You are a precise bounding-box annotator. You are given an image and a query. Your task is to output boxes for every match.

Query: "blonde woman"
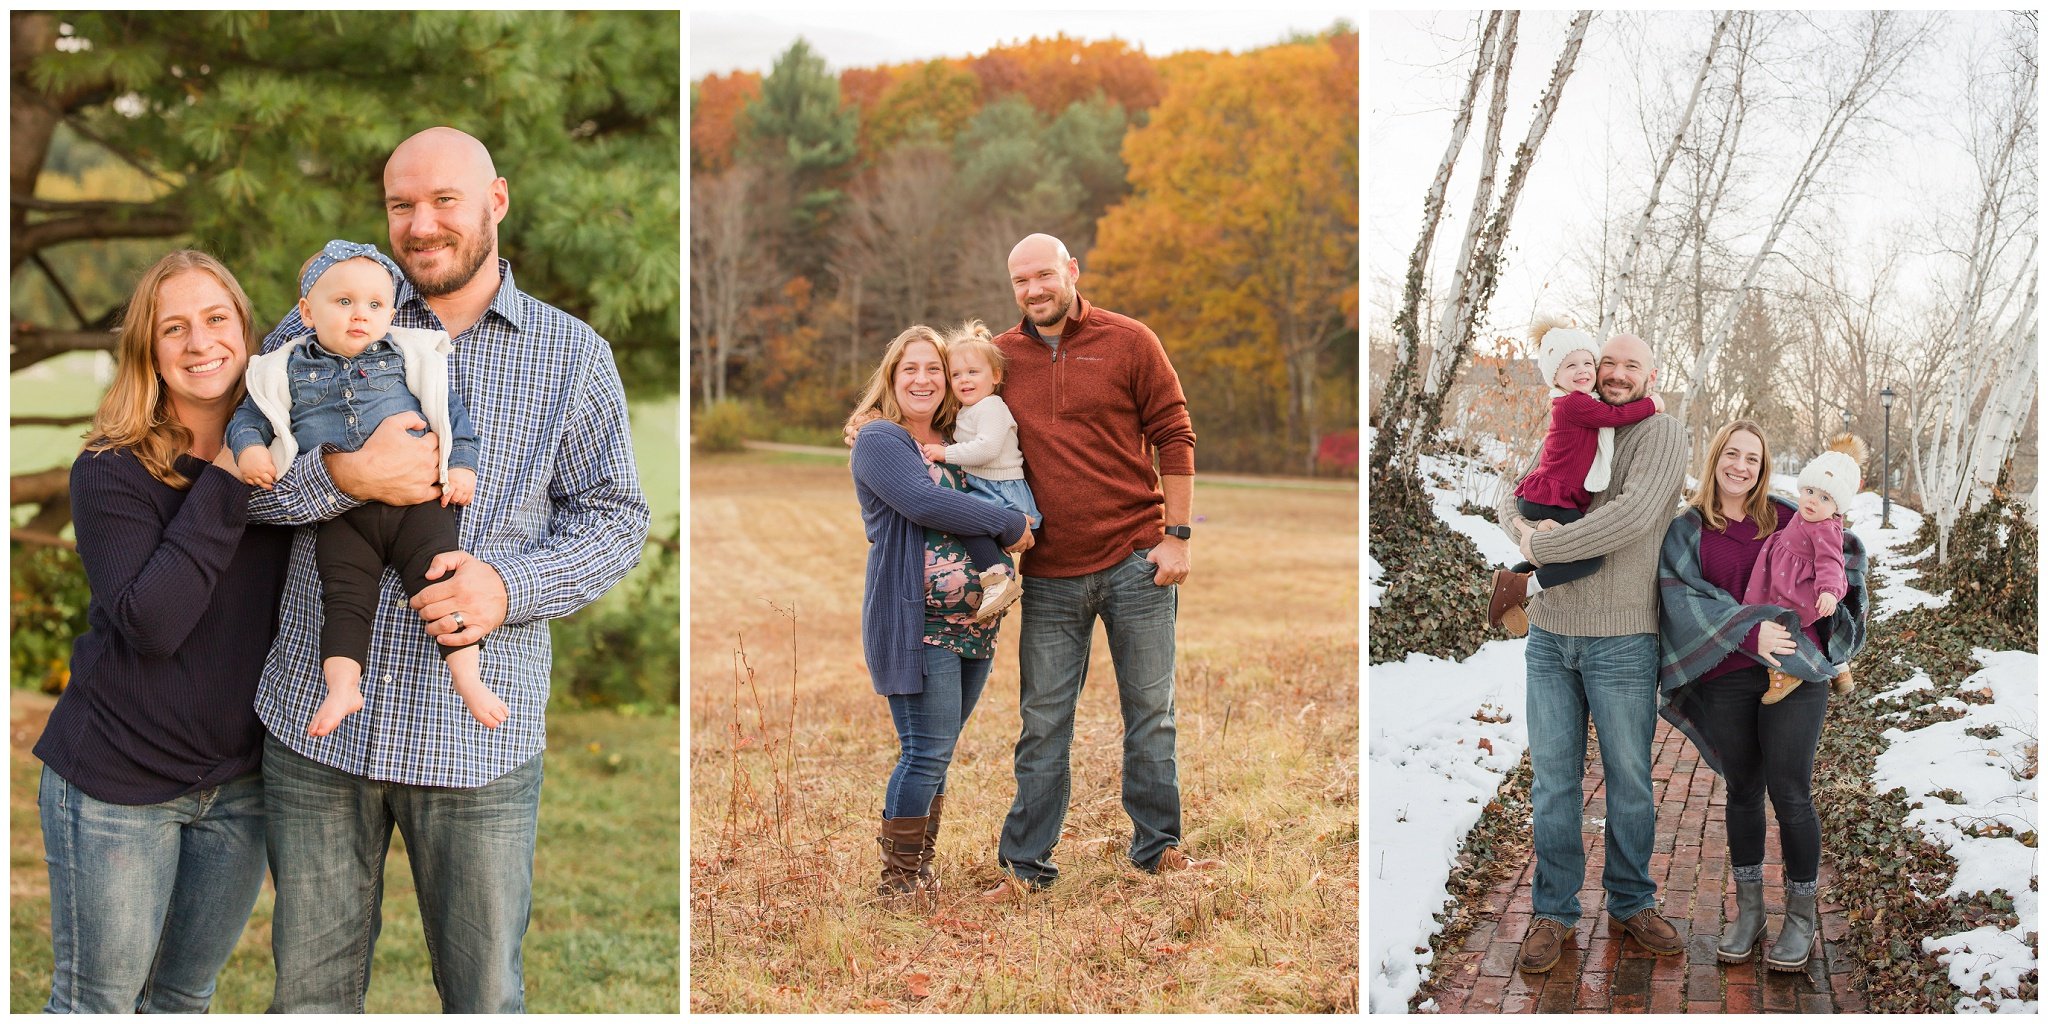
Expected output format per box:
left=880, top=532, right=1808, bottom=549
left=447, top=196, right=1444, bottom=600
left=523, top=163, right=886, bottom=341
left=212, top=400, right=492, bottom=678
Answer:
left=34, top=251, right=291, bottom=1011
left=847, top=325, right=1031, bottom=901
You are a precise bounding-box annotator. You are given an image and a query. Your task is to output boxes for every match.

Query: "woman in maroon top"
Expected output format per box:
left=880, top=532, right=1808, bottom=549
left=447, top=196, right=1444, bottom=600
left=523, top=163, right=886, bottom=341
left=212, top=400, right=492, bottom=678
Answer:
left=1657, top=420, right=1826, bottom=974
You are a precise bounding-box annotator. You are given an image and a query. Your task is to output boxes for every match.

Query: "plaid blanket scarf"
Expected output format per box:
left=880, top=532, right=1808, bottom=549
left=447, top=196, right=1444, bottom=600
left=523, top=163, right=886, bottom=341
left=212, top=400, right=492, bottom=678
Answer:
left=1656, top=498, right=1869, bottom=775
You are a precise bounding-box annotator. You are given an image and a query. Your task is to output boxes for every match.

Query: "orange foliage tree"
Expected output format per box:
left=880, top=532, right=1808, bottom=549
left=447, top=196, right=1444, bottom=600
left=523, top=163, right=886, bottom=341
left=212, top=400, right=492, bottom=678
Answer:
left=1089, top=33, right=1358, bottom=474
left=863, top=60, right=981, bottom=154
left=691, top=71, right=760, bottom=175
left=969, top=35, right=1163, bottom=115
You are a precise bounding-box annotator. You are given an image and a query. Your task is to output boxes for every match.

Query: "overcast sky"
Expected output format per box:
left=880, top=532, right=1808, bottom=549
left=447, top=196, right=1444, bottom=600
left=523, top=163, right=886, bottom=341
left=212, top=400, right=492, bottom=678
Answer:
left=1369, top=10, right=2025, bottom=350
left=691, top=10, right=1355, bottom=77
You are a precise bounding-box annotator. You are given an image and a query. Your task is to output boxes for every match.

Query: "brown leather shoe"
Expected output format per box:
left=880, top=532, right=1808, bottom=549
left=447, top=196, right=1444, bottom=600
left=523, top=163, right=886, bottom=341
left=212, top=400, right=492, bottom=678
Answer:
left=1487, top=569, right=1532, bottom=637
left=1152, top=846, right=1223, bottom=872
left=1610, top=907, right=1684, bottom=955
left=1761, top=669, right=1804, bottom=705
left=980, top=876, right=1037, bottom=902
left=1518, top=917, right=1571, bottom=973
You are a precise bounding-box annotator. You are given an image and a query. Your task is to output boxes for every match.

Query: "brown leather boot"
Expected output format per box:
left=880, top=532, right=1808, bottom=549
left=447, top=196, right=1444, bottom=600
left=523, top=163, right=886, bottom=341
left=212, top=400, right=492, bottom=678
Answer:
left=1830, top=666, right=1855, bottom=696
left=876, top=815, right=930, bottom=901
left=917, top=794, right=944, bottom=891
left=1487, top=569, right=1532, bottom=637
left=1761, top=669, right=1804, bottom=705
left=1518, top=917, right=1571, bottom=973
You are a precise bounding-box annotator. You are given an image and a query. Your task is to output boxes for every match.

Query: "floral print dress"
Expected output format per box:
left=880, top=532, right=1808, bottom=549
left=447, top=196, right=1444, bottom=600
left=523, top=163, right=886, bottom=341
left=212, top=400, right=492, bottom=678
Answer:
left=921, top=461, right=1006, bottom=658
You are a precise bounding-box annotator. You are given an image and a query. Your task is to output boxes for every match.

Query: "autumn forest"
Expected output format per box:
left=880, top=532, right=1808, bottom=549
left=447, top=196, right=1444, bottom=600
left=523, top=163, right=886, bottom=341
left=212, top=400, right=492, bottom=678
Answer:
left=691, top=28, right=1360, bottom=475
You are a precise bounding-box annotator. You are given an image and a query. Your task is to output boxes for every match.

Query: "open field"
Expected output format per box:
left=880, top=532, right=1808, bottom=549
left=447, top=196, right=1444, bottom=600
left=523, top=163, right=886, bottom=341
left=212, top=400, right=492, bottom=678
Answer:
left=689, top=451, right=1359, bottom=1012
left=10, top=692, right=679, bottom=1012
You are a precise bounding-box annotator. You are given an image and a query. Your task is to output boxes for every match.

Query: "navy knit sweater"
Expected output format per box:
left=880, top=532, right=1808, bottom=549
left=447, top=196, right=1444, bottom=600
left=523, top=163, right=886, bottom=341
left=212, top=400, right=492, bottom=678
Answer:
left=34, top=449, right=290, bottom=805
left=851, top=420, right=1028, bottom=695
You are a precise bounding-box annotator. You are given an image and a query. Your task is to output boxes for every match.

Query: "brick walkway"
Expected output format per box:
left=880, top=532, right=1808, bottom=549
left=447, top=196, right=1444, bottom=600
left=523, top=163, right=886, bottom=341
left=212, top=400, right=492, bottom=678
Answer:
left=1423, top=719, right=1863, bottom=1013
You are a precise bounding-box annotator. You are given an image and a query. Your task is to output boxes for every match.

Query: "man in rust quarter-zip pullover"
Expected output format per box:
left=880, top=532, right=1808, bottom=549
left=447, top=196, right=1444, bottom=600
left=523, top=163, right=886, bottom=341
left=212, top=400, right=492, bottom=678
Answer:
left=986, top=233, right=1220, bottom=894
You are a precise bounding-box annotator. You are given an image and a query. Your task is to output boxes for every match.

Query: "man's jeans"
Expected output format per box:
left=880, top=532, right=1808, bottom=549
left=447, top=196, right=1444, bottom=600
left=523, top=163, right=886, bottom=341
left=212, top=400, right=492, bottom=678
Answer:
left=1524, top=627, right=1661, bottom=927
left=883, top=645, right=993, bottom=818
left=39, top=766, right=267, bottom=1013
left=999, top=549, right=1180, bottom=886
left=263, top=734, right=541, bottom=1013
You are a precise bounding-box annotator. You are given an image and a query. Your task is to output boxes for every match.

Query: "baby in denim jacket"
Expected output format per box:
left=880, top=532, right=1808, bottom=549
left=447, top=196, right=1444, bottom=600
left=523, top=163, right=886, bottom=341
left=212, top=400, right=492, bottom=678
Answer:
left=227, top=240, right=506, bottom=736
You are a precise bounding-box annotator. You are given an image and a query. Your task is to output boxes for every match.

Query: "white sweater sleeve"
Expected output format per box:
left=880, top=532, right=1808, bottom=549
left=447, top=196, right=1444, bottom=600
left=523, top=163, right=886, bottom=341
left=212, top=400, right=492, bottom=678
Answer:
left=943, top=398, right=1016, bottom=470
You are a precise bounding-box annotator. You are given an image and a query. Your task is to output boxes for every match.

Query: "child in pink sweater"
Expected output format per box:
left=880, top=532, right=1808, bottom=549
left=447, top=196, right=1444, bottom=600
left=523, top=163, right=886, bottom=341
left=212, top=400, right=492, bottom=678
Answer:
left=1743, top=448, right=1859, bottom=704
left=1488, top=317, right=1662, bottom=634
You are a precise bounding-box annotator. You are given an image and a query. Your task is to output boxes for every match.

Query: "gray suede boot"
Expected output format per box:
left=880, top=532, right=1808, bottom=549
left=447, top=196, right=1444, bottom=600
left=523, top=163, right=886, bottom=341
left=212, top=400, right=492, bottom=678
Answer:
left=1716, top=879, right=1766, bottom=963
left=1764, top=889, right=1819, bottom=971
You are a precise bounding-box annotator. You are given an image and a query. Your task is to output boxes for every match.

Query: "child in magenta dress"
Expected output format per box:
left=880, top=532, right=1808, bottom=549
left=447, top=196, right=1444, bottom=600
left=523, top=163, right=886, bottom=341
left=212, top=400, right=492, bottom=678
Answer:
left=1742, top=447, right=1860, bottom=704
left=1488, top=315, right=1662, bottom=635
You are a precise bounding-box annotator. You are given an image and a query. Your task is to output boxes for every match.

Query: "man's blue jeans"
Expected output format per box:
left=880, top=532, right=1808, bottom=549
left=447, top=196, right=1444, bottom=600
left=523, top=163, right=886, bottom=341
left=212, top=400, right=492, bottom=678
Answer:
left=1524, top=627, right=1661, bottom=927
left=39, top=766, right=267, bottom=1013
left=262, top=734, right=541, bottom=1013
left=884, top=645, right=993, bottom=818
left=999, top=549, right=1180, bottom=886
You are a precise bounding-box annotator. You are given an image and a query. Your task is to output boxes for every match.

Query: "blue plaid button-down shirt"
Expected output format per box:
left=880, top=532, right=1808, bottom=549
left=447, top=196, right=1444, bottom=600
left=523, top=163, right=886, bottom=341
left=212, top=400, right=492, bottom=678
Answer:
left=248, top=259, right=649, bottom=787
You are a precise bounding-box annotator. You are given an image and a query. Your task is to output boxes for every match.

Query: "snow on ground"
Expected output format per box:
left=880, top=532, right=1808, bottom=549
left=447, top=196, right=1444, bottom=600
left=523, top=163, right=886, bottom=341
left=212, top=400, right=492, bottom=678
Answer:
left=1841, top=490, right=1948, bottom=619
left=1367, top=434, right=2029, bottom=1011
left=1368, top=638, right=1530, bottom=1013
left=1871, top=649, right=2039, bottom=1014
left=1368, top=441, right=1533, bottom=1012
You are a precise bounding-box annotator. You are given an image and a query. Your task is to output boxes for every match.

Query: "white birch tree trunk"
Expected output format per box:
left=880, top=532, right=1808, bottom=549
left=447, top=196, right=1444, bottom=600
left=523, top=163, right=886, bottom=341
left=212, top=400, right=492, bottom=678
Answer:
left=1422, top=12, right=1519, bottom=401
left=1961, top=274, right=2037, bottom=503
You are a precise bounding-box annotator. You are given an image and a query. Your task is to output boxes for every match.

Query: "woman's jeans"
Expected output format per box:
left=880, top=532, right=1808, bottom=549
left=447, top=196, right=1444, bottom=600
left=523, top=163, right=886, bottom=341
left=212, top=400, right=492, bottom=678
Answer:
left=1686, top=665, right=1827, bottom=882
left=1524, top=628, right=1660, bottom=927
left=39, top=765, right=267, bottom=1013
left=884, top=645, right=993, bottom=818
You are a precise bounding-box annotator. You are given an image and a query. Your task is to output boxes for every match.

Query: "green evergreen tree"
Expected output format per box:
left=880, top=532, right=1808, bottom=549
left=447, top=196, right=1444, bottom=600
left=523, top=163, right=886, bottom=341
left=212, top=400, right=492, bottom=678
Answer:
left=13, top=11, right=679, bottom=388
left=740, top=38, right=857, bottom=259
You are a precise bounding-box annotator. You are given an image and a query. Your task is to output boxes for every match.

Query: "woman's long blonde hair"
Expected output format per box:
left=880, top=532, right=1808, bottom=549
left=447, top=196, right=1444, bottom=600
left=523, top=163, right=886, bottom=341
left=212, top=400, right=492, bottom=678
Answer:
left=84, top=250, right=256, bottom=490
left=1687, top=419, right=1777, bottom=539
left=845, top=325, right=959, bottom=438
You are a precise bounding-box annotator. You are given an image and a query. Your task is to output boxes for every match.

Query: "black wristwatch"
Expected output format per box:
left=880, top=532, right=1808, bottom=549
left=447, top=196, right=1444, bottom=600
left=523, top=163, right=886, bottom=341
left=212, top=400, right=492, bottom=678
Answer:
left=1163, top=525, right=1192, bottom=540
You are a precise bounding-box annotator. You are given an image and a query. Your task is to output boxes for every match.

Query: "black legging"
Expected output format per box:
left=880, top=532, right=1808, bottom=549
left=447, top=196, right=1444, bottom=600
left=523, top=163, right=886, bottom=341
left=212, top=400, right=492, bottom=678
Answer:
left=1688, top=664, right=1827, bottom=882
left=1511, top=498, right=1602, bottom=590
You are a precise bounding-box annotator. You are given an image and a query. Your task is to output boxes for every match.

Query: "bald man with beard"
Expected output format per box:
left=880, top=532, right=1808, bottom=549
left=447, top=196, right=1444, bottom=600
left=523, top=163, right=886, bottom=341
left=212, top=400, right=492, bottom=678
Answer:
left=1491, top=332, right=1688, bottom=974
left=245, top=127, right=649, bottom=1011
left=983, top=234, right=1222, bottom=896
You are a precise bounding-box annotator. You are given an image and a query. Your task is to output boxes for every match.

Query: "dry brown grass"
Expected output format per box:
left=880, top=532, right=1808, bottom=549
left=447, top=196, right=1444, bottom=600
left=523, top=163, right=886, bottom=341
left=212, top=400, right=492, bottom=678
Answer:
left=688, top=451, right=1358, bottom=1012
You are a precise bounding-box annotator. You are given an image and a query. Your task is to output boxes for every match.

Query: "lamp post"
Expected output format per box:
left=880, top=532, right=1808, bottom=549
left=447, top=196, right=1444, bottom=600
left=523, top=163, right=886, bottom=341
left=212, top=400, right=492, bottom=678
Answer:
left=1879, top=385, right=1896, bottom=527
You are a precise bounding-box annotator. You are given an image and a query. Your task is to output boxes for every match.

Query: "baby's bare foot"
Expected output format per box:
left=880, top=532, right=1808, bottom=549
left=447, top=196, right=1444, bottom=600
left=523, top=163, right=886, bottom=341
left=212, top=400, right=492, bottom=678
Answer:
left=307, top=687, right=365, bottom=737
left=455, top=679, right=510, bottom=729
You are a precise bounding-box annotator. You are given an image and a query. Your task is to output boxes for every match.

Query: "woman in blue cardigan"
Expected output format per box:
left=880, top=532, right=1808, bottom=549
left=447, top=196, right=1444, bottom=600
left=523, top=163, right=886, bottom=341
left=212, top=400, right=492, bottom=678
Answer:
left=847, top=325, right=1031, bottom=902
left=34, top=251, right=291, bottom=1010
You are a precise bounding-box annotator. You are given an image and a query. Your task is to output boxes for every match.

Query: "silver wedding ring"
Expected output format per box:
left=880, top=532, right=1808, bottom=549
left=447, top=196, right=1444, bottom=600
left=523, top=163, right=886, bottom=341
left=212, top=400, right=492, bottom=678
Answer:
left=450, top=611, right=466, bottom=630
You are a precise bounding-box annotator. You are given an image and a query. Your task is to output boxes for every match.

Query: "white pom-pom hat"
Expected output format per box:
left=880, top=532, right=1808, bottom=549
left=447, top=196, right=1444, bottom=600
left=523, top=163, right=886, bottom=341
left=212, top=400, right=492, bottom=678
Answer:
left=1797, top=451, right=1861, bottom=515
left=1533, top=315, right=1598, bottom=393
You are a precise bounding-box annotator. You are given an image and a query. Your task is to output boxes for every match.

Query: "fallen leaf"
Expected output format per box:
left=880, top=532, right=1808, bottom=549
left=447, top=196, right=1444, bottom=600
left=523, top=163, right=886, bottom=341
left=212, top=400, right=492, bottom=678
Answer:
left=905, top=973, right=931, bottom=1000
left=1477, top=738, right=1494, bottom=755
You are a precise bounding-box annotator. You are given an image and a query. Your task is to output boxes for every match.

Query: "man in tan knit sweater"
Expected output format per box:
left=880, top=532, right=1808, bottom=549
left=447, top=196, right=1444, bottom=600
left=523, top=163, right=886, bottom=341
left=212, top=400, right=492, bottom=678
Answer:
left=1491, top=332, right=1689, bottom=973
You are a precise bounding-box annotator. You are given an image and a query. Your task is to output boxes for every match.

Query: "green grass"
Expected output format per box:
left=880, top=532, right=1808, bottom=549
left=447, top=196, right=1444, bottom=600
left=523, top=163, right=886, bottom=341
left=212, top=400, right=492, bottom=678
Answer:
left=9, top=695, right=678, bottom=1012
